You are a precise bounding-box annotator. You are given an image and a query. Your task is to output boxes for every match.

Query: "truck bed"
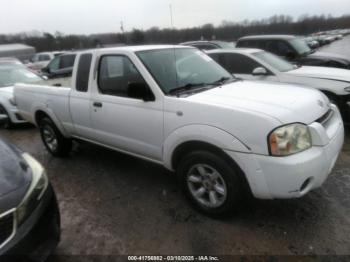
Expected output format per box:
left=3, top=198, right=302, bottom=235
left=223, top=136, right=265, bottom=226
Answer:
left=14, top=78, right=72, bottom=128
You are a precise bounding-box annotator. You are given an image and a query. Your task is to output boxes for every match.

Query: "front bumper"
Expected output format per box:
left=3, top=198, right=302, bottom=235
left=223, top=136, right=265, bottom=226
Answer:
left=227, top=105, right=344, bottom=199
left=1, top=184, right=60, bottom=261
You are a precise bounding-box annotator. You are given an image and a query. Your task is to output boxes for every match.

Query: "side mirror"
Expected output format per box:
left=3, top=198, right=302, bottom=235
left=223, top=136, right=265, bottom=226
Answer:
left=252, top=67, right=267, bottom=76
left=127, top=82, right=155, bottom=102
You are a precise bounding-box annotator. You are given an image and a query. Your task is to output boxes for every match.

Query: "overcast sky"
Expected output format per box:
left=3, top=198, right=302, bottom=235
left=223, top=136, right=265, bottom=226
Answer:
left=1, top=0, right=349, bottom=35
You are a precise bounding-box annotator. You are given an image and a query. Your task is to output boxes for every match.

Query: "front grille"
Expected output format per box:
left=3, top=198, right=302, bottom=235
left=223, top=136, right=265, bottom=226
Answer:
left=0, top=211, right=15, bottom=248
left=316, top=109, right=334, bottom=126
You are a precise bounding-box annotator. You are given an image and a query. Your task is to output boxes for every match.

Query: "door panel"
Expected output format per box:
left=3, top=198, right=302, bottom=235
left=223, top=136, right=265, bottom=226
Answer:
left=90, top=54, right=163, bottom=160
left=70, top=53, right=95, bottom=139
left=70, top=93, right=94, bottom=139
left=91, top=96, right=163, bottom=160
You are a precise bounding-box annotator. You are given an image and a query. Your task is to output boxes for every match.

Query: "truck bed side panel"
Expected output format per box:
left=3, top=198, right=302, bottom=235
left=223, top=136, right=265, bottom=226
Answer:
left=14, top=84, right=74, bottom=135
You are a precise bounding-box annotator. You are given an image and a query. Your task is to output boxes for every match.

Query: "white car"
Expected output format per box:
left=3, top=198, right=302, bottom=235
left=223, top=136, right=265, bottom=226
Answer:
left=207, top=49, right=350, bottom=121
left=27, top=52, right=63, bottom=72
left=0, top=63, right=44, bottom=128
left=14, top=45, right=344, bottom=215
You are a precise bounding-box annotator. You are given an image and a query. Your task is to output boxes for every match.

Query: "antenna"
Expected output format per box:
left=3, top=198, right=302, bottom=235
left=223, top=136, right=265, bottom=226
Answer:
left=120, top=21, right=124, bottom=33
left=169, top=4, right=174, bottom=28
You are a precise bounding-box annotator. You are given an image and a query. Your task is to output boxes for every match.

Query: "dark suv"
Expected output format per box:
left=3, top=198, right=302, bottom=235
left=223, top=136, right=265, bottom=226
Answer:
left=236, top=35, right=350, bottom=69
left=41, top=53, right=76, bottom=79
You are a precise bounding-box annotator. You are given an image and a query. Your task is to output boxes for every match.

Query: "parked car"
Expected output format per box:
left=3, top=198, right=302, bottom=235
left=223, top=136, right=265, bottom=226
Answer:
left=27, top=51, right=64, bottom=72
left=236, top=35, right=350, bottom=69
left=207, top=49, right=350, bottom=121
left=41, top=53, right=76, bottom=79
left=0, top=134, right=60, bottom=260
left=15, top=45, right=344, bottom=215
left=0, top=63, right=45, bottom=128
left=304, top=37, right=320, bottom=49
left=313, top=35, right=331, bottom=46
left=180, top=40, right=235, bottom=50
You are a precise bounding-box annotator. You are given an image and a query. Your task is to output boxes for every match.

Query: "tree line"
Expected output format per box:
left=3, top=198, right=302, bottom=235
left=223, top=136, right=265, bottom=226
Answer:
left=1, top=14, right=350, bottom=52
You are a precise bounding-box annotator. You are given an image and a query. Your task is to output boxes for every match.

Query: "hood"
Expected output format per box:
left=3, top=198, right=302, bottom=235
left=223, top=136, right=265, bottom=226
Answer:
left=187, top=80, right=330, bottom=124
left=309, top=51, right=350, bottom=64
left=0, top=138, right=31, bottom=213
left=287, top=66, right=350, bottom=83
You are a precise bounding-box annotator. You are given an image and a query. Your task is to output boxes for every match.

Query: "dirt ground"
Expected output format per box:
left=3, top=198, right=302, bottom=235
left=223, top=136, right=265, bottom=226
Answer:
left=1, top=37, right=350, bottom=259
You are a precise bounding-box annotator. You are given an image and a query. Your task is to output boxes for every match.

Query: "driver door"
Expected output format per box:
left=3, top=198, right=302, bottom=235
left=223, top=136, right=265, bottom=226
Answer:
left=89, top=54, right=164, bottom=161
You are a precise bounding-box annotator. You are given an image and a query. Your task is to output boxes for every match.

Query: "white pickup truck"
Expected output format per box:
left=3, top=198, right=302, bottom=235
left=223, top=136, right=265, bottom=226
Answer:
left=14, top=45, right=344, bottom=215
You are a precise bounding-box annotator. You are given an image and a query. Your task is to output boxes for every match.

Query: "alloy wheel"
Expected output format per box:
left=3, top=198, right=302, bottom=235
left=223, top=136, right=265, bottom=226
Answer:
left=187, top=164, right=227, bottom=208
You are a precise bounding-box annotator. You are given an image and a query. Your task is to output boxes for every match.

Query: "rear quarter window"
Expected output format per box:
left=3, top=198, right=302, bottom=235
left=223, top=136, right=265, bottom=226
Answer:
left=76, top=53, right=92, bottom=92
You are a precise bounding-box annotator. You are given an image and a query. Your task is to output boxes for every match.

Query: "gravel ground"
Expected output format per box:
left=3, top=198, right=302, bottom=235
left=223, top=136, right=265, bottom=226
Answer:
left=1, top=36, right=350, bottom=259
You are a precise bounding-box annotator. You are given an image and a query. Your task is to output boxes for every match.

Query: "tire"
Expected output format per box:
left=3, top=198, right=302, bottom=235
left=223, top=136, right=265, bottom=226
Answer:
left=39, top=117, right=72, bottom=157
left=177, top=150, right=243, bottom=216
left=0, top=105, right=12, bottom=129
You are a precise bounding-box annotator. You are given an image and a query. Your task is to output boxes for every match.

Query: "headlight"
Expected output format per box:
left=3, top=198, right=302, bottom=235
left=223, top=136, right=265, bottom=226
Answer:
left=16, top=153, right=48, bottom=225
left=268, top=123, right=312, bottom=156
left=9, top=98, right=16, bottom=106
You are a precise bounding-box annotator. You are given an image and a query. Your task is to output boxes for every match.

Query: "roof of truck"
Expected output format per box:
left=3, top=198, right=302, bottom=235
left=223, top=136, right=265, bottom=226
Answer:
left=97, top=45, right=191, bottom=53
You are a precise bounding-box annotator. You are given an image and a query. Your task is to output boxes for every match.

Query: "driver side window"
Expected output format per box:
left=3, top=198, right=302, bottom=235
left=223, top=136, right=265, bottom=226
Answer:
left=98, top=55, right=148, bottom=98
left=48, top=57, right=60, bottom=71
left=266, top=40, right=293, bottom=57
left=219, top=53, right=261, bottom=74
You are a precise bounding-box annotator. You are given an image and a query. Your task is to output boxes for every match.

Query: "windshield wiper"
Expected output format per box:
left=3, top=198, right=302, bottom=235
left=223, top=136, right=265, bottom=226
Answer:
left=168, top=82, right=207, bottom=95
left=168, top=77, right=239, bottom=96
left=209, top=76, right=238, bottom=86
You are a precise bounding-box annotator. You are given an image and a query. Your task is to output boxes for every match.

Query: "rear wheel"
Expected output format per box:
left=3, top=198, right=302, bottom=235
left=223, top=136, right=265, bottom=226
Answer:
left=0, top=105, right=12, bottom=129
left=39, top=117, right=72, bottom=157
left=177, top=150, right=243, bottom=216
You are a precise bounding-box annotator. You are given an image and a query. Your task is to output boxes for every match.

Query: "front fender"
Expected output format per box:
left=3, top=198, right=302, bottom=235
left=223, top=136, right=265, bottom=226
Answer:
left=163, top=124, right=250, bottom=170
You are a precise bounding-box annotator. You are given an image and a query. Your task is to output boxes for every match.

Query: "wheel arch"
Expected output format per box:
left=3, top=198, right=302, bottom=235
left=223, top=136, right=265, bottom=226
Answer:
left=171, top=140, right=252, bottom=196
left=34, top=108, right=70, bottom=137
left=163, top=124, right=250, bottom=171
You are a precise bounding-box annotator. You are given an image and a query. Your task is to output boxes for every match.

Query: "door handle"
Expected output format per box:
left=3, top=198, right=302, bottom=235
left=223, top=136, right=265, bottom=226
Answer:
left=93, top=102, right=103, bottom=108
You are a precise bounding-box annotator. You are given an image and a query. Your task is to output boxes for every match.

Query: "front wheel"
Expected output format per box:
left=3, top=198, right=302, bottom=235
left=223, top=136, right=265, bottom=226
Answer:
left=177, top=150, right=243, bottom=216
left=39, top=117, right=72, bottom=157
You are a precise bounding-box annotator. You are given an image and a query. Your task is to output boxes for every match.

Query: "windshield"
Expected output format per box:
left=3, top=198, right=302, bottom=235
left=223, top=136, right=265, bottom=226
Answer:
left=0, top=66, right=42, bottom=88
left=254, top=51, right=296, bottom=72
left=288, top=38, right=311, bottom=55
left=137, top=48, right=233, bottom=94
